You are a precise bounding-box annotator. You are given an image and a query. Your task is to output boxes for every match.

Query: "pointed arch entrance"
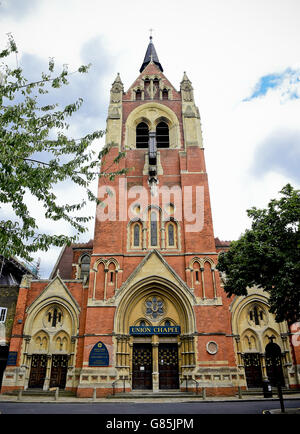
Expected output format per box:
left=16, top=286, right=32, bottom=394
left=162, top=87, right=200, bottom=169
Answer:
left=115, top=276, right=196, bottom=391
left=265, top=343, right=285, bottom=387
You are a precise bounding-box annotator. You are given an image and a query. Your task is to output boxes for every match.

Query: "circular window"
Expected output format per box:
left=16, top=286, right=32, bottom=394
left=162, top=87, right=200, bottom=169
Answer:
left=164, top=203, right=175, bottom=216
left=206, top=341, right=218, bottom=355
left=144, top=296, right=165, bottom=321
left=132, top=204, right=141, bottom=215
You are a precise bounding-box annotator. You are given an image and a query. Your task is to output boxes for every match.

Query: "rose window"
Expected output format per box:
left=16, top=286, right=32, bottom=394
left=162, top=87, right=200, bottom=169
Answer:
left=145, top=296, right=164, bottom=320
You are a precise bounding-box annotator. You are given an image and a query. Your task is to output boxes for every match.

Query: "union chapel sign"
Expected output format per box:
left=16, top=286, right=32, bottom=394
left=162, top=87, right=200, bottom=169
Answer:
left=129, top=325, right=181, bottom=335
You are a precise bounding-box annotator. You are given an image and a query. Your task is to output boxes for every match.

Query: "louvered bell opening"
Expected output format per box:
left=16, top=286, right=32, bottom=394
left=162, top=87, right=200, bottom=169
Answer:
left=156, top=121, right=169, bottom=148
left=136, top=122, right=149, bottom=148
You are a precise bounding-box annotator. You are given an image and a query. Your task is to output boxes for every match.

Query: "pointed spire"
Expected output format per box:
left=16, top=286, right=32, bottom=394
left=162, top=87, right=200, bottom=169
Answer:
left=140, top=36, right=163, bottom=73
left=181, top=71, right=190, bottom=83
left=113, top=72, right=123, bottom=85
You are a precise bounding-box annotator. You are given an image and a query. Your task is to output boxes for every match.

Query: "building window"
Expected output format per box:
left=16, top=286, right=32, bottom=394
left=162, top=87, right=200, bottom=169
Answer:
left=150, top=211, right=158, bottom=246
left=0, top=307, right=7, bottom=323
left=144, top=78, right=151, bottom=100
left=136, top=122, right=149, bottom=148
left=136, top=89, right=142, bottom=100
left=80, top=254, right=91, bottom=280
left=166, top=221, right=177, bottom=248
left=249, top=305, right=266, bottom=326
left=156, top=121, right=169, bottom=148
left=153, top=78, right=159, bottom=99
left=162, top=88, right=168, bottom=100
left=47, top=306, right=63, bottom=328
left=145, top=296, right=164, bottom=320
left=133, top=223, right=141, bottom=247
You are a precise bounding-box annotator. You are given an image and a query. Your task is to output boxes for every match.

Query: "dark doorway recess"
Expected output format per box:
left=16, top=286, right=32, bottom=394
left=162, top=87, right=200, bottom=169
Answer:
left=50, top=355, right=68, bottom=389
left=132, top=343, right=152, bottom=390
left=159, top=343, right=179, bottom=389
left=243, top=353, right=263, bottom=389
left=28, top=354, right=47, bottom=389
left=265, top=343, right=285, bottom=387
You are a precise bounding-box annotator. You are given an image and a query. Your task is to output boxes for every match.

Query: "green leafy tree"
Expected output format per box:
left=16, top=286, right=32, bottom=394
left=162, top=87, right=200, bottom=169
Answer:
left=0, top=35, right=126, bottom=262
left=217, top=184, right=300, bottom=324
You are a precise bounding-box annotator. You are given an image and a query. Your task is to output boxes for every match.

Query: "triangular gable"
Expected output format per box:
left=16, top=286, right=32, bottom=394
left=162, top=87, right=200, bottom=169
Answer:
left=26, top=274, right=81, bottom=314
left=117, top=249, right=194, bottom=300
left=124, top=62, right=180, bottom=98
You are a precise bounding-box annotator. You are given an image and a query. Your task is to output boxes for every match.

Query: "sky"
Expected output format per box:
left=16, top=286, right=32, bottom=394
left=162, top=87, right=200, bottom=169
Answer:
left=1, top=0, right=300, bottom=278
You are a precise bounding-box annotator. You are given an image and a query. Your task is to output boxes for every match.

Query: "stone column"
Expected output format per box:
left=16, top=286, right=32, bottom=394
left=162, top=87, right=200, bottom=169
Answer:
left=189, top=269, right=194, bottom=290
left=24, top=354, right=31, bottom=390
left=161, top=222, right=166, bottom=250
left=200, top=267, right=205, bottom=298
left=261, top=354, right=268, bottom=380
left=211, top=267, right=217, bottom=298
left=142, top=224, right=147, bottom=250
left=104, top=269, right=108, bottom=300
left=152, top=335, right=159, bottom=391
left=92, top=269, right=97, bottom=300
left=129, top=338, right=133, bottom=386
left=43, top=354, right=52, bottom=391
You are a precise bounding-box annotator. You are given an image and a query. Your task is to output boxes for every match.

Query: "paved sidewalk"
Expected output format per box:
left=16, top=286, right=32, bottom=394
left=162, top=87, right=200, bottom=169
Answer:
left=0, top=392, right=299, bottom=404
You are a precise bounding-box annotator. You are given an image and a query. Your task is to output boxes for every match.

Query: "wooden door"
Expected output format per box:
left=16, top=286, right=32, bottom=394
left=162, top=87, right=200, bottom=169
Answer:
left=28, top=354, right=47, bottom=389
left=243, top=353, right=263, bottom=388
left=50, top=355, right=68, bottom=389
left=132, top=344, right=152, bottom=390
left=159, top=343, right=179, bottom=389
left=265, top=343, right=285, bottom=387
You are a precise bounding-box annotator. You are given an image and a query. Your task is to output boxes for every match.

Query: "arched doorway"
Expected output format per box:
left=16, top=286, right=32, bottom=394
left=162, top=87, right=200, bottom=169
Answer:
left=265, top=343, right=285, bottom=387
left=115, top=277, right=196, bottom=392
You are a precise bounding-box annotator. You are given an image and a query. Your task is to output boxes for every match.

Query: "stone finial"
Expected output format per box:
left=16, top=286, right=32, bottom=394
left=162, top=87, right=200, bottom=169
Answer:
left=113, top=73, right=123, bottom=85
left=180, top=71, right=194, bottom=102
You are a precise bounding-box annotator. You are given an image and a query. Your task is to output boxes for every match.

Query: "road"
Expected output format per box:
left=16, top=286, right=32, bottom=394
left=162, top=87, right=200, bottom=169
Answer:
left=0, top=399, right=299, bottom=414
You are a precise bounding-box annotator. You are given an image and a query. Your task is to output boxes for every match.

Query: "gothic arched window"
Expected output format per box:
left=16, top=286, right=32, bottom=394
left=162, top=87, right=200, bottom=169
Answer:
left=156, top=121, right=169, bottom=148
left=80, top=254, right=91, bottom=280
left=248, top=304, right=266, bottom=326
left=47, top=306, right=63, bottom=328
left=136, top=89, right=141, bottom=100
left=150, top=211, right=158, bottom=247
left=162, top=88, right=168, bottom=100
left=144, top=78, right=151, bottom=100
left=153, top=78, right=159, bottom=99
left=132, top=222, right=142, bottom=248
left=166, top=221, right=177, bottom=248
left=136, top=122, right=149, bottom=148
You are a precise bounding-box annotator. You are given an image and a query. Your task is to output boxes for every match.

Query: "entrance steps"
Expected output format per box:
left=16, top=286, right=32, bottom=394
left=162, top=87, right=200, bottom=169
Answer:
left=107, top=390, right=203, bottom=399
left=3, top=388, right=76, bottom=398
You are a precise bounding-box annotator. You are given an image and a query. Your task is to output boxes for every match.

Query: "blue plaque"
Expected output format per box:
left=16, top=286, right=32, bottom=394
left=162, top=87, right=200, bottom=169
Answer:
left=89, top=341, right=109, bottom=366
left=7, top=351, right=18, bottom=366
left=129, top=325, right=181, bottom=335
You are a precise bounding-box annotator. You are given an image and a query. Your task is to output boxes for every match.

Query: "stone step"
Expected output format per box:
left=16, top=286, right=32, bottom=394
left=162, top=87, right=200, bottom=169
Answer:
left=4, top=388, right=76, bottom=397
left=107, top=390, right=203, bottom=399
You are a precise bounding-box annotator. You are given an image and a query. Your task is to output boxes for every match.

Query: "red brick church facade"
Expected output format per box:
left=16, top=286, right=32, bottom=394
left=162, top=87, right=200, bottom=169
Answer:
left=1, top=38, right=299, bottom=397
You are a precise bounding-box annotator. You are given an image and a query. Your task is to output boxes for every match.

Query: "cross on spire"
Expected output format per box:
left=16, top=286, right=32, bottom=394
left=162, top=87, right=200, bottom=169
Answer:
left=140, top=31, right=163, bottom=73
